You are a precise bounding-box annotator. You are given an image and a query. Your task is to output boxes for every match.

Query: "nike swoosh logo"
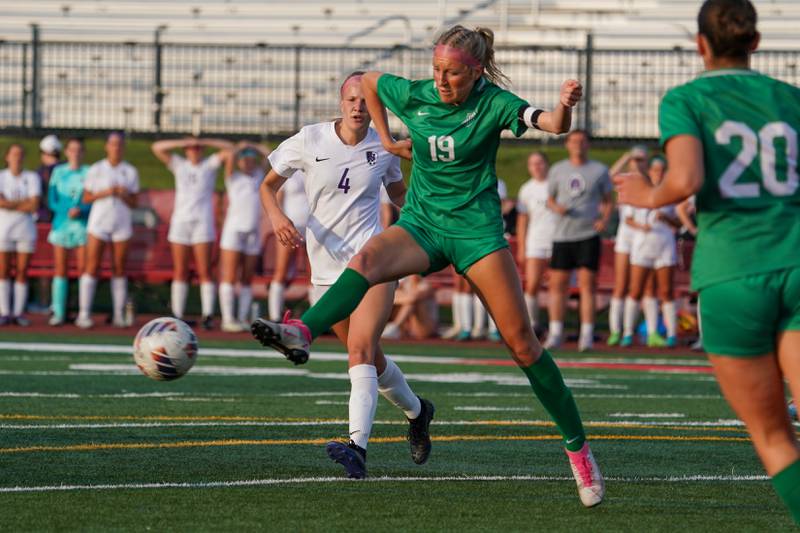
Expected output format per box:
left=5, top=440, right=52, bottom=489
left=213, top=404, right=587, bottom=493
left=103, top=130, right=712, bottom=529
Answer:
left=315, top=157, right=330, bottom=162
left=417, top=111, right=429, bottom=116
left=566, top=436, right=581, bottom=444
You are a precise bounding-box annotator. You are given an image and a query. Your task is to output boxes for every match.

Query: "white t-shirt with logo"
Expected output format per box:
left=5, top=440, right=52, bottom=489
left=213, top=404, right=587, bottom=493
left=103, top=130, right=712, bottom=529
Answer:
left=0, top=169, right=41, bottom=241
left=517, top=178, right=556, bottom=251
left=280, top=170, right=310, bottom=230
left=224, top=168, right=263, bottom=232
left=84, top=159, right=140, bottom=236
left=169, top=154, right=220, bottom=223
left=268, top=122, right=403, bottom=285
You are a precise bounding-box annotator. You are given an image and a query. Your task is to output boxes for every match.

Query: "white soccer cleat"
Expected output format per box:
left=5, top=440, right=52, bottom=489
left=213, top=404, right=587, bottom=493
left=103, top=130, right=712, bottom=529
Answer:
left=565, top=442, right=605, bottom=507
left=221, top=321, right=246, bottom=333
left=578, top=334, right=593, bottom=352
left=74, top=315, right=93, bottom=329
left=250, top=311, right=311, bottom=365
left=543, top=333, right=562, bottom=350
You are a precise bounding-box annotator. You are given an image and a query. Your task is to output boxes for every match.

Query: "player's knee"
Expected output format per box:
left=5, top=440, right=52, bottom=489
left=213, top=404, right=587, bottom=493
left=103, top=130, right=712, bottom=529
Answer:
left=347, top=250, right=376, bottom=279
left=505, top=327, right=538, bottom=365
left=347, top=343, right=375, bottom=366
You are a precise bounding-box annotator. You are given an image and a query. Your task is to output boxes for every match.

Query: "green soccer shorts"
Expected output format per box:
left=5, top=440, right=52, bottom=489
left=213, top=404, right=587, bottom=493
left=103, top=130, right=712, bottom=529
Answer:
left=699, top=267, right=800, bottom=356
left=395, top=215, right=509, bottom=276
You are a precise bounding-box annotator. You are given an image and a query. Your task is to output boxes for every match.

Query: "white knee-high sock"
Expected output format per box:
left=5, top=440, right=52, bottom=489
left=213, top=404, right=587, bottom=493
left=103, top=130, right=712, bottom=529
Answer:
left=268, top=282, right=285, bottom=321
left=472, top=294, right=486, bottom=334
left=111, top=277, right=127, bottom=321
left=0, top=280, right=10, bottom=317
left=643, top=297, right=659, bottom=335
left=218, top=282, right=235, bottom=324
left=549, top=320, right=564, bottom=339
left=450, top=292, right=462, bottom=330
left=170, top=280, right=188, bottom=318
left=579, top=322, right=594, bottom=341
left=662, top=300, right=677, bottom=337
left=524, top=293, right=538, bottom=327
left=200, top=282, right=215, bottom=317
left=489, top=316, right=498, bottom=334
left=623, top=297, right=639, bottom=337
left=609, top=297, right=623, bottom=334
left=13, top=281, right=28, bottom=317
left=348, top=364, right=378, bottom=450
left=458, top=293, right=473, bottom=332
left=377, top=357, right=421, bottom=419
left=78, top=274, right=96, bottom=319
left=237, top=285, right=253, bottom=323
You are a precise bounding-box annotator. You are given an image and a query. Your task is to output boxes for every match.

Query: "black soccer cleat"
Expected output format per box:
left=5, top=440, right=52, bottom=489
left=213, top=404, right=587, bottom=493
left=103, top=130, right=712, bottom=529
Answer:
left=407, top=396, right=435, bottom=465
left=250, top=317, right=310, bottom=365
left=201, top=315, right=214, bottom=331
left=326, top=440, right=367, bottom=479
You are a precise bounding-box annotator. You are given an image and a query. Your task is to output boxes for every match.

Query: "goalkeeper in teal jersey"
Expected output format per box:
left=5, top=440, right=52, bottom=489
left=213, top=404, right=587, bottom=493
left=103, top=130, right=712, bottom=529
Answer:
left=615, top=0, right=800, bottom=524
left=47, top=138, right=90, bottom=325
left=252, top=24, right=605, bottom=507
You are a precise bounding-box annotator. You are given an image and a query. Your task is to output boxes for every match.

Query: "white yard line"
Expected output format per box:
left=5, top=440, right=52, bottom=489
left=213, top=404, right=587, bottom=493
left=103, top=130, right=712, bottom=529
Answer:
left=453, top=406, right=533, bottom=412
left=0, top=474, right=769, bottom=494
left=609, top=413, right=687, bottom=418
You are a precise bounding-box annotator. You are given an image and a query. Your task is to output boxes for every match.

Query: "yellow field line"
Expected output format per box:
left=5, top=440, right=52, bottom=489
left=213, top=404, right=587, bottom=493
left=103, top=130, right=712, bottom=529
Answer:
left=0, top=433, right=751, bottom=454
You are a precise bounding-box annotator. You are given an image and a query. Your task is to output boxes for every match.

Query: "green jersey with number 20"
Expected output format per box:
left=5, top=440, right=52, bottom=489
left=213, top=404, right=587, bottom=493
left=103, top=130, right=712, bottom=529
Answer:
left=659, top=69, right=800, bottom=290
left=377, top=73, right=528, bottom=238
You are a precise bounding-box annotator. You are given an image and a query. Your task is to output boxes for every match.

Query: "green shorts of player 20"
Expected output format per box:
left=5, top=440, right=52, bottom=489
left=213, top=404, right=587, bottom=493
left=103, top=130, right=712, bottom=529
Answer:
left=699, top=267, right=800, bottom=356
left=396, top=215, right=508, bottom=277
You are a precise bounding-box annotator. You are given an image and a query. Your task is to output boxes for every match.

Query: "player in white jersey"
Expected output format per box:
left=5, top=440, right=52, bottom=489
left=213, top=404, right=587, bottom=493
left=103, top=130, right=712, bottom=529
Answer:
left=217, top=142, right=270, bottom=332
left=152, top=136, right=233, bottom=330
left=516, top=151, right=556, bottom=333
left=0, top=144, right=41, bottom=326
left=267, top=167, right=309, bottom=322
left=607, top=145, right=649, bottom=345
left=621, top=157, right=681, bottom=348
left=76, top=132, right=139, bottom=329
left=258, top=71, right=432, bottom=479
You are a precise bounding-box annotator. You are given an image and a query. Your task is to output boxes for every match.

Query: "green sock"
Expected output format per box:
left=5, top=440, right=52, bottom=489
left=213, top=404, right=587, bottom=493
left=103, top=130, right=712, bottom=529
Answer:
left=772, top=459, right=800, bottom=525
left=520, top=349, right=586, bottom=451
left=301, top=268, right=371, bottom=339
left=51, top=276, right=68, bottom=321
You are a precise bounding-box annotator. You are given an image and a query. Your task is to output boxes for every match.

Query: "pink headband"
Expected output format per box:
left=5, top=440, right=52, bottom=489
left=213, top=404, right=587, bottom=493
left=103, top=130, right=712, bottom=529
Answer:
left=434, top=44, right=482, bottom=69
left=340, top=74, right=363, bottom=97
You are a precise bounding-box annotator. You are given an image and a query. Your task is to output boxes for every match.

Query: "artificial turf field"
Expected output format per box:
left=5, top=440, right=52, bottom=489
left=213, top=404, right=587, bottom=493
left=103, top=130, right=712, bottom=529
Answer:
left=0, top=329, right=794, bottom=531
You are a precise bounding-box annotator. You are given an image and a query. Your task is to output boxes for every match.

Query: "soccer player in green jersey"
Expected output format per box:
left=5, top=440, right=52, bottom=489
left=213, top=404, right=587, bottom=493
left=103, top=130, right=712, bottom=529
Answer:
left=253, top=24, right=604, bottom=506
left=615, top=0, right=800, bottom=523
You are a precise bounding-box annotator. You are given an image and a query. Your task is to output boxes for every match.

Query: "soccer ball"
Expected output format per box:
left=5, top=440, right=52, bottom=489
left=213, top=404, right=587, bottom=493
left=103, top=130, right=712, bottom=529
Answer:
left=133, top=317, right=198, bottom=381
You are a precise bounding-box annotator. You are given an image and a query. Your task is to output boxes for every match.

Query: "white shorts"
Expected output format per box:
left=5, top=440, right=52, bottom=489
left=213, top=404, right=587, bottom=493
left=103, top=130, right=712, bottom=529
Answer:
left=614, top=228, right=635, bottom=255
left=89, top=224, right=132, bottom=243
left=525, top=243, right=552, bottom=260
left=630, top=233, right=676, bottom=269
left=168, top=218, right=216, bottom=246
left=308, top=284, right=330, bottom=306
left=0, top=239, right=35, bottom=253
left=220, top=224, right=262, bottom=256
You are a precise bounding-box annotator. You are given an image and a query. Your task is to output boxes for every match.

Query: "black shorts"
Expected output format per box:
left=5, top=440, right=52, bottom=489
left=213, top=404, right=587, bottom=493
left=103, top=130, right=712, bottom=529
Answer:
left=550, top=235, right=601, bottom=272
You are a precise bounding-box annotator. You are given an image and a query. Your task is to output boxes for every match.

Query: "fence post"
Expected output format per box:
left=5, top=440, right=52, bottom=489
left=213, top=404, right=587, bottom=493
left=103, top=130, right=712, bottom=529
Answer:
left=21, top=43, right=28, bottom=129
left=153, top=26, right=166, bottom=132
left=583, top=32, right=593, bottom=136
left=293, top=45, right=302, bottom=133
left=30, top=24, right=41, bottom=129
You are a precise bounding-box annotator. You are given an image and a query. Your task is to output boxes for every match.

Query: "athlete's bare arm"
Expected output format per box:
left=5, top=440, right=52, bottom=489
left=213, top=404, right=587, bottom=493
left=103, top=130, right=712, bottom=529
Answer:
left=535, top=80, right=582, bottom=134
left=260, top=169, right=302, bottom=249
left=361, top=72, right=412, bottom=160
left=385, top=180, right=406, bottom=208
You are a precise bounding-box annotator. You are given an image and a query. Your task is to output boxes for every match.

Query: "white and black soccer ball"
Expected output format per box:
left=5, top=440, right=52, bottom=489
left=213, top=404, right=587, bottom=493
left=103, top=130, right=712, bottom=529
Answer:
left=133, top=317, right=198, bottom=381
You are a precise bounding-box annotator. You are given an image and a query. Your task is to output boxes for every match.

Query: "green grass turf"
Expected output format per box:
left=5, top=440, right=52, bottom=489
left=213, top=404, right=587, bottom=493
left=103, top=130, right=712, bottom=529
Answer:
left=0, top=334, right=793, bottom=531
left=1, top=134, right=629, bottom=195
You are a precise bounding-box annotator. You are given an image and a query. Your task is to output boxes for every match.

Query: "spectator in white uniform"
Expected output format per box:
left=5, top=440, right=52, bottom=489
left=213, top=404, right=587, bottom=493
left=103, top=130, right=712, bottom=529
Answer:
left=217, top=142, right=270, bottom=332
left=259, top=71, right=428, bottom=479
left=76, top=132, right=139, bottom=329
left=516, top=151, right=556, bottom=334
left=0, top=144, right=41, bottom=326
left=151, top=136, right=233, bottom=330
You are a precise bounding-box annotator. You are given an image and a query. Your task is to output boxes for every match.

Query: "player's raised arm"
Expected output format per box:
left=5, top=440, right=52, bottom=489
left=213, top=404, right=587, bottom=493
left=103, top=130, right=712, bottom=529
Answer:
left=533, top=79, right=582, bottom=134
left=361, top=72, right=412, bottom=160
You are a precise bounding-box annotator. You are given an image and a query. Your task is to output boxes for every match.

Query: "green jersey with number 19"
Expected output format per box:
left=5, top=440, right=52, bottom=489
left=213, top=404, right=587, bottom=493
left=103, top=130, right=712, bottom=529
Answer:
left=377, top=73, right=529, bottom=238
left=659, top=69, right=800, bottom=290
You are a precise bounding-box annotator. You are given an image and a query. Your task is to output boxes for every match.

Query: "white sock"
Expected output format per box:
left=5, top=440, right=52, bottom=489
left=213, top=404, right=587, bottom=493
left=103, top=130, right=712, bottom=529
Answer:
left=170, top=280, right=188, bottom=318
left=0, top=280, right=9, bottom=317
left=200, top=282, right=215, bottom=317
left=268, top=282, right=285, bottom=321
left=609, top=297, right=623, bottom=334
left=623, top=297, right=639, bottom=336
left=378, top=357, right=422, bottom=419
left=643, top=297, right=659, bottom=335
left=78, top=274, right=96, bottom=319
left=458, top=293, right=473, bottom=332
left=13, top=281, right=28, bottom=317
left=579, top=322, right=594, bottom=341
left=489, top=316, right=498, bottom=334
left=472, top=294, right=486, bottom=335
left=662, top=300, right=677, bottom=337
left=218, top=282, right=235, bottom=324
left=348, top=364, right=378, bottom=450
left=450, top=292, right=461, bottom=330
left=111, top=277, right=127, bottom=321
left=237, top=285, right=253, bottom=323
left=549, top=320, right=564, bottom=340
left=524, top=293, right=538, bottom=327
